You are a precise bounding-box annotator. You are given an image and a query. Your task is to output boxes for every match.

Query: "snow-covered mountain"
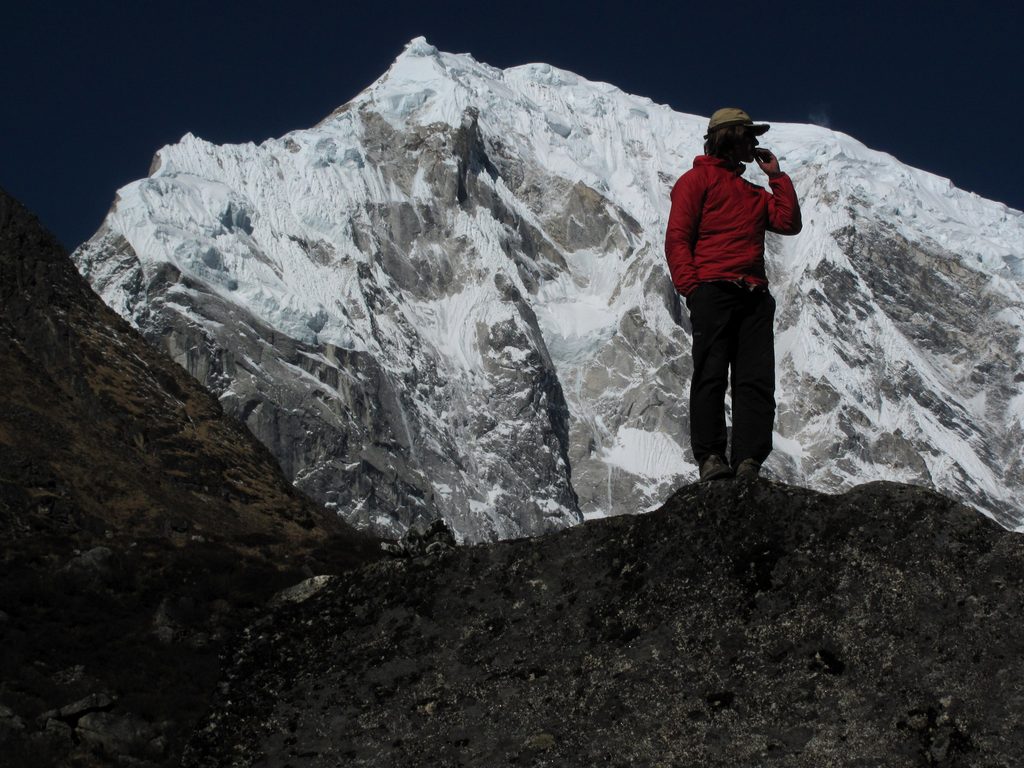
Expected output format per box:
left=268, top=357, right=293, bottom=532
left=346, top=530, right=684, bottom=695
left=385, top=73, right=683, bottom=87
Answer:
left=73, top=37, right=1024, bottom=540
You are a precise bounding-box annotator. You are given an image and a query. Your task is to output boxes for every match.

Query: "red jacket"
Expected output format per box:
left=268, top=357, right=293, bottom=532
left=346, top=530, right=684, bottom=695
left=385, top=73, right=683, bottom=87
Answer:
left=664, top=155, right=802, bottom=296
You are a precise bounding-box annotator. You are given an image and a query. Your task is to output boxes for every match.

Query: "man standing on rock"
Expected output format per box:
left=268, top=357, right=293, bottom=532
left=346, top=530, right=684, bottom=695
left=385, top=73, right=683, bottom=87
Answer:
left=665, top=108, right=802, bottom=481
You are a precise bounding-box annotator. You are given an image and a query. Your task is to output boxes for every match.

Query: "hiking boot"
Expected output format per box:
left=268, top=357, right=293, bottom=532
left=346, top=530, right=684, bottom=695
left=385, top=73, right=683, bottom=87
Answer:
left=699, top=454, right=733, bottom=482
left=734, top=458, right=761, bottom=479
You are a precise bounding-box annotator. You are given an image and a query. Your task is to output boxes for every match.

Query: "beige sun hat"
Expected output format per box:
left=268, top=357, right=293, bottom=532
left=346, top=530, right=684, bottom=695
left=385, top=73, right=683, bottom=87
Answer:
left=704, top=108, right=770, bottom=138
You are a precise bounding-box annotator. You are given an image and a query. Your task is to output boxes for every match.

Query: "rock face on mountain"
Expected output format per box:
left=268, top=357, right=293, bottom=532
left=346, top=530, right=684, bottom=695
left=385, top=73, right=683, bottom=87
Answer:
left=0, top=188, right=380, bottom=767
left=182, top=479, right=1024, bottom=768
left=73, top=38, right=1024, bottom=540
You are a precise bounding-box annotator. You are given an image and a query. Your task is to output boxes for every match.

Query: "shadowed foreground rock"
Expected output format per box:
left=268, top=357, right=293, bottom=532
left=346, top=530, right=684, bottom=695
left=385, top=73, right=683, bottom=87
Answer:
left=184, top=480, right=1023, bottom=767
left=0, top=189, right=380, bottom=767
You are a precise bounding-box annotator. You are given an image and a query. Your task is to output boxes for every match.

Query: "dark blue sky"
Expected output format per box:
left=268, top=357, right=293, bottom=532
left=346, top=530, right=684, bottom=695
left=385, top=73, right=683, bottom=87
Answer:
left=4, top=1, right=1022, bottom=251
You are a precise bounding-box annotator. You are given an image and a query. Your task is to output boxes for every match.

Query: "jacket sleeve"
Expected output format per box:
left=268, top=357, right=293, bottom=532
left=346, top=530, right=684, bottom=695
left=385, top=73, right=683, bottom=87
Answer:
left=766, top=173, right=802, bottom=235
left=664, top=171, right=704, bottom=296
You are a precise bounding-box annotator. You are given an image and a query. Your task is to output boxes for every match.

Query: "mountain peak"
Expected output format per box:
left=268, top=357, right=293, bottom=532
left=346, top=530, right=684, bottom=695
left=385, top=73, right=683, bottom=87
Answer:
left=402, top=36, right=440, bottom=59
left=72, top=44, right=1024, bottom=538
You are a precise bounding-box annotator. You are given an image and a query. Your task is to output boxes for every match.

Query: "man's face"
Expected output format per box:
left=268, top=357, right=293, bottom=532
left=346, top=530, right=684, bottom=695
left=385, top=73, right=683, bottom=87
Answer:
left=738, top=130, right=759, bottom=163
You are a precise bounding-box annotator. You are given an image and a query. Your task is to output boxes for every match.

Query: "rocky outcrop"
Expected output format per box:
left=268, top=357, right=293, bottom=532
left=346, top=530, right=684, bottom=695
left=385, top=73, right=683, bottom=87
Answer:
left=0, top=188, right=381, bottom=767
left=184, top=479, right=1023, bottom=767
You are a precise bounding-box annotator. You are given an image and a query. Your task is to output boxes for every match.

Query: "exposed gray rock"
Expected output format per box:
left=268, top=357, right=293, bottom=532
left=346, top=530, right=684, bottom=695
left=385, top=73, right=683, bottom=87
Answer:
left=50, top=664, right=86, bottom=685
left=61, top=546, right=117, bottom=583
left=0, top=705, right=25, bottom=732
left=44, top=691, right=116, bottom=721
left=41, top=718, right=72, bottom=744
left=76, top=711, right=163, bottom=758
left=268, top=575, right=336, bottom=608
left=151, top=598, right=178, bottom=645
left=380, top=518, right=457, bottom=560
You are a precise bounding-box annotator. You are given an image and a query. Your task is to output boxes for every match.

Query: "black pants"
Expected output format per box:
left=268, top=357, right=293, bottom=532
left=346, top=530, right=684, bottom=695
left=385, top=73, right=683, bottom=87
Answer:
left=686, top=282, right=776, bottom=467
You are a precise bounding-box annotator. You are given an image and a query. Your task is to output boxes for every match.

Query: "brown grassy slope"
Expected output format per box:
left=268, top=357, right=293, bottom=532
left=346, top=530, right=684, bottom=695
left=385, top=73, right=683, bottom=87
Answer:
left=0, top=187, right=376, bottom=555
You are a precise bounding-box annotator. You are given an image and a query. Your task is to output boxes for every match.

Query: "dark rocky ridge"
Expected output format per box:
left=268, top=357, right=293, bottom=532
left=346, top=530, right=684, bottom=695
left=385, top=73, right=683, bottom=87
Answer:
left=184, top=479, right=1023, bottom=767
left=0, top=188, right=381, bottom=767
left=5, top=186, right=1023, bottom=767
